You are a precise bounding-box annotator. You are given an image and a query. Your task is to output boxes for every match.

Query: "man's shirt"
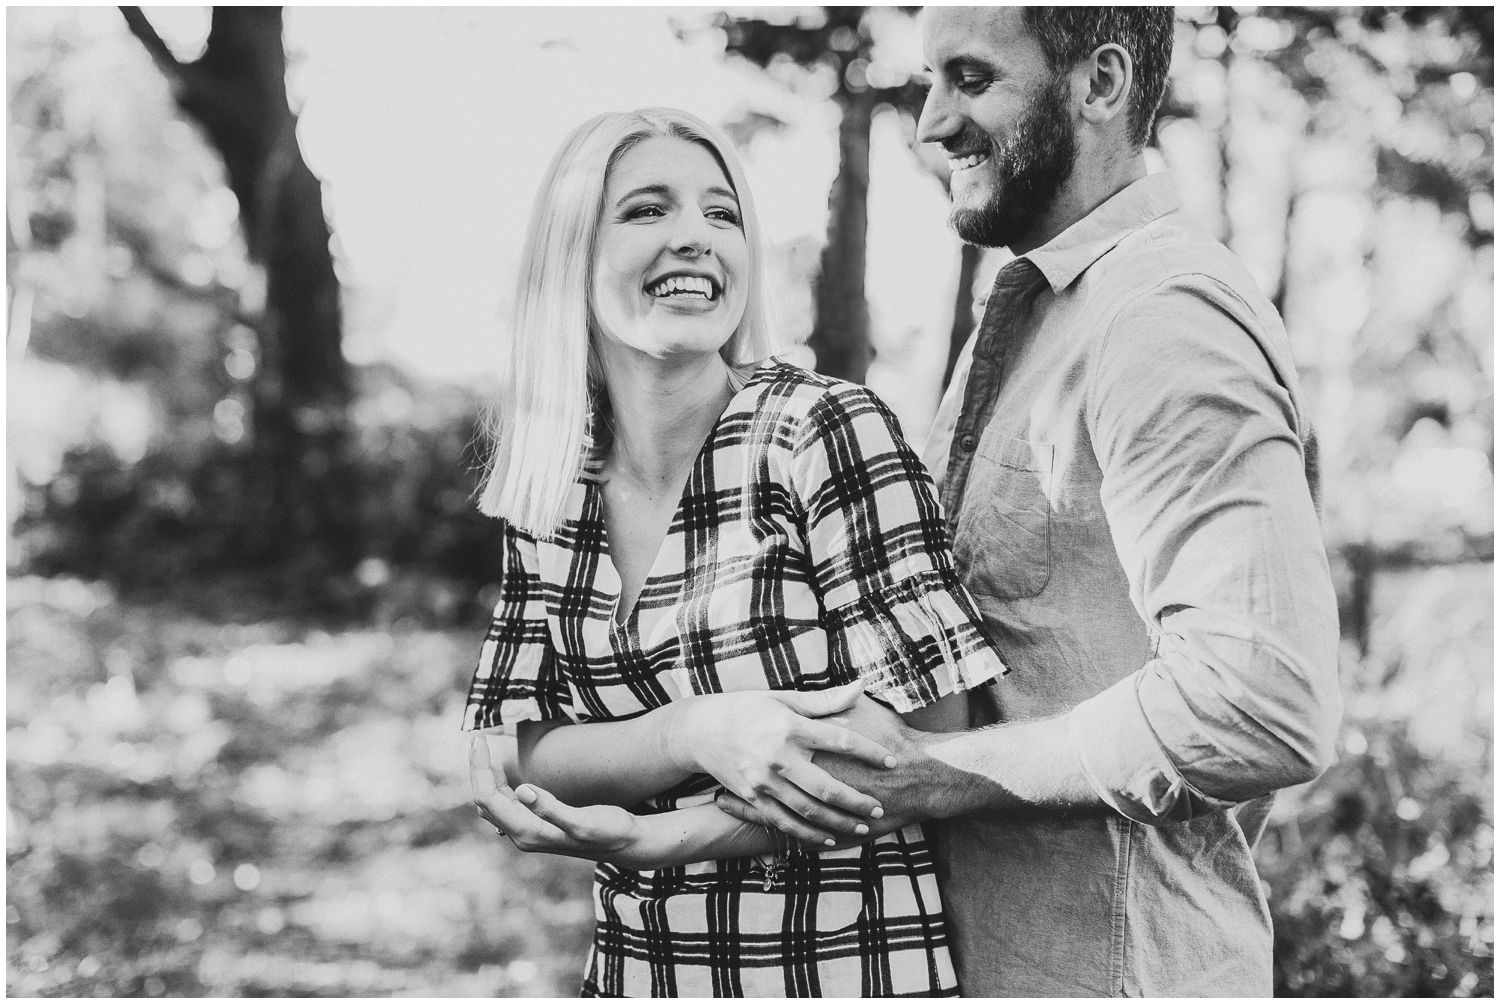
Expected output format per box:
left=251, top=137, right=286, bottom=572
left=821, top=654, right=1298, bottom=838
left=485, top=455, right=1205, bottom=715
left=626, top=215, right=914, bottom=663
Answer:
left=923, top=172, right=1341, bottom=996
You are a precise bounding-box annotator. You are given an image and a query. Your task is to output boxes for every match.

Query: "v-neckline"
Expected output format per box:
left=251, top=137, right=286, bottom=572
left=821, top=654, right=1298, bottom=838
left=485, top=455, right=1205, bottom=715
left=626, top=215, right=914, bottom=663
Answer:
left=593, top=367, right=763, bottom=629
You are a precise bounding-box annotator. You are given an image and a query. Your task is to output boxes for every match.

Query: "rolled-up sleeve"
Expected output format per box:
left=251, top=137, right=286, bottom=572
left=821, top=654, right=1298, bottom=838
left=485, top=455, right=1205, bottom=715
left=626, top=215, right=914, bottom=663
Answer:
left=1066, top=275, right=1342, bottom=824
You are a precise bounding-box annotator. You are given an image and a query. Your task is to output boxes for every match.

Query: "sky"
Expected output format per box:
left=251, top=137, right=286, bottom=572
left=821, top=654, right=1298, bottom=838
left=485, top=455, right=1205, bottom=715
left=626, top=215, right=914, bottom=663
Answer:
left=142, top=6, right=966, bottom=433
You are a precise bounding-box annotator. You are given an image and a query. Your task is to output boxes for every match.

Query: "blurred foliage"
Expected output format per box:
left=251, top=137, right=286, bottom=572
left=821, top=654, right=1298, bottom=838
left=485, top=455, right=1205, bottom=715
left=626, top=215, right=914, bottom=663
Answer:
left=6, top=575, right=594, bottom=995
left=11, top=360, right=502, bottom=623
left=7, top=10, right=502, bottom=618
left=4, top=5, right=1494, bottom=999
left=1259, top=564, right=1493, bottom=996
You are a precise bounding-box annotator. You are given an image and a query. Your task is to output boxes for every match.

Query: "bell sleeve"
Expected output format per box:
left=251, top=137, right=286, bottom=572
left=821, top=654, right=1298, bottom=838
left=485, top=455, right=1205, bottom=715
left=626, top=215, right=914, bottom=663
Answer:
left=790, top=384, right=1007, bottom=713
left=461, top=520, right=573, bottom=732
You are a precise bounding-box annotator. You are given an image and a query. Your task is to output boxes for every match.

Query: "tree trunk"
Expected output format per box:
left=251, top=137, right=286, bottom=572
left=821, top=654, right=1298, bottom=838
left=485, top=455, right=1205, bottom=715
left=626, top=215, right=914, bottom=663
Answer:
left=809, top=88, right=874, bottom=383
left=120, top=6, right=353, bottom=571
left=1214, top=7, right=1239, bottom=247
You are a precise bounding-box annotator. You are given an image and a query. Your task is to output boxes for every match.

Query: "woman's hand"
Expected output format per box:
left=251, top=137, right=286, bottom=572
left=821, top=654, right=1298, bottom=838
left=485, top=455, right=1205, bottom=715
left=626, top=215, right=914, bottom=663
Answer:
left=470, top=735, right=645, bottom=865
left=662, top=680, right=896, bottom=845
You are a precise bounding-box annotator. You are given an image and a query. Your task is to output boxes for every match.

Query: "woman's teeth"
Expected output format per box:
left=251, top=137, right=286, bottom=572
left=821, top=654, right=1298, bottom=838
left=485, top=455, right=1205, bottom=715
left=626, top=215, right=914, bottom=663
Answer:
left=647, top=275, right=715, bottom=299
left=948, top=152, right=989, bottom=171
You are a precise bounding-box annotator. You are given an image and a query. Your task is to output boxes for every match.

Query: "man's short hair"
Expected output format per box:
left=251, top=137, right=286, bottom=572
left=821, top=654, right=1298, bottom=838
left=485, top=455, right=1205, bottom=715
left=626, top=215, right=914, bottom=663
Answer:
left=1022, top=7, right=1175, bottom=149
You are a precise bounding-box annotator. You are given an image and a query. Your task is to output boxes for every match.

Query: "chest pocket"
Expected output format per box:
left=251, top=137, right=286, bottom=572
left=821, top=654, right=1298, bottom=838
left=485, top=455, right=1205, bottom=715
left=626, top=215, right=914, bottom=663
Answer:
left=953, top=434, right=1054, bottom=600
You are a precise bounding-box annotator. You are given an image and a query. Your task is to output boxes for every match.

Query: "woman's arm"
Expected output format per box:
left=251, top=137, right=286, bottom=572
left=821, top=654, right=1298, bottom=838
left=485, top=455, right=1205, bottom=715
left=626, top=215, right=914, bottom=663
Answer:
left=900, top=690, right=972, bottom=734
left=512, top=681, right=898, bottom=842
left=471, top=735, right=798, bottom=868
left=475, top=696, right=972, bottom=870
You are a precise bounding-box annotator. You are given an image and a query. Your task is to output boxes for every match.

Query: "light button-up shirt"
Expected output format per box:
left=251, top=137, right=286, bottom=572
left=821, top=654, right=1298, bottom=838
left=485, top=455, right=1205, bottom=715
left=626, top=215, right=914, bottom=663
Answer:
left=924, top=172, right=1341, bottom=997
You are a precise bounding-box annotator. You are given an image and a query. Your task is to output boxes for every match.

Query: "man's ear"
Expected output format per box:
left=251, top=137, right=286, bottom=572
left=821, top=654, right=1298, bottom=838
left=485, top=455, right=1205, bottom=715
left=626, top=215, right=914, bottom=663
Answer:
left=1080, top=42, right=1133, bottom=129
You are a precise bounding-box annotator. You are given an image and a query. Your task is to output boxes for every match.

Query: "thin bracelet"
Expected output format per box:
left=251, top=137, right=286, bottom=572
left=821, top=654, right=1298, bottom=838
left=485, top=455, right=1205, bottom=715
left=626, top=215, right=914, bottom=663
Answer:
left=758, top=824, right=787, bottom=892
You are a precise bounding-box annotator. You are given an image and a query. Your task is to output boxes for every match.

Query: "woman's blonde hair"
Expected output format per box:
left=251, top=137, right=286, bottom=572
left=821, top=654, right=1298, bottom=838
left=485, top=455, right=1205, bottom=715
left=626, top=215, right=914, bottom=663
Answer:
left=477, top=107, right=773, bottom=538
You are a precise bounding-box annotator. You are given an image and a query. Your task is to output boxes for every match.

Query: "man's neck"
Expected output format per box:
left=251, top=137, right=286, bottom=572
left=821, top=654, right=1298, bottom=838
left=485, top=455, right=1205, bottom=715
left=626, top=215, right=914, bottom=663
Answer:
left=1011, top=152, right=1149, bottom=257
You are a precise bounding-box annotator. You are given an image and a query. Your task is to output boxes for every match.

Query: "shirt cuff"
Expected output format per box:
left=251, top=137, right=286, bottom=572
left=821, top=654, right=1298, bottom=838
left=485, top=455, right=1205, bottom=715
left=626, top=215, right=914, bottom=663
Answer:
left=1066, top=672, right=1238, bottom=825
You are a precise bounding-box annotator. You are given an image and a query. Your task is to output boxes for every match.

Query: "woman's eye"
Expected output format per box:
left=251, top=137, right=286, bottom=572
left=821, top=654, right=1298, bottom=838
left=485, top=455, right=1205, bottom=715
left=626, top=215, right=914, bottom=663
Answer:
left=706, top=206, right=742, bottom=226
left=626, top=204, right=665, bottom=220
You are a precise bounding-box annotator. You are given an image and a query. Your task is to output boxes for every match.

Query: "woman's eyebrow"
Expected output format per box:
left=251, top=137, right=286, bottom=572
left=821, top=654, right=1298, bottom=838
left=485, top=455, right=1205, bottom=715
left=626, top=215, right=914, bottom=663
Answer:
left=615, top=183, right=738, bottom=205
left=615, top=183, right=670, bottom=205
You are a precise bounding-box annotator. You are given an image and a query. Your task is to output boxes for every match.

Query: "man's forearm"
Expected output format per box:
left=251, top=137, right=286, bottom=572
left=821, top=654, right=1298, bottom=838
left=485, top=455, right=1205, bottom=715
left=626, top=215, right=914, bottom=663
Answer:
left=910, top=716, right=1105, bottom=819
left=814, top=700, right=1108, bottom=827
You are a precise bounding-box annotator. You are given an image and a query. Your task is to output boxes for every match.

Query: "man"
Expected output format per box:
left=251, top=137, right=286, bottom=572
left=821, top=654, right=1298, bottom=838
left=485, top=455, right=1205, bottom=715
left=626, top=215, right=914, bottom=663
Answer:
left=731, top=7, right=1341, bottom=996
left=472, top=6, right=1342, bottom=996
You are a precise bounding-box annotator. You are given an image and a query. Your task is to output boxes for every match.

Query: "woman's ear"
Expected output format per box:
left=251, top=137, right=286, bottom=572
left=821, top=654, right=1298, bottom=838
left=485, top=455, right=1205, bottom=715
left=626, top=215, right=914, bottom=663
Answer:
left=1080, top=42, right=1134, bottom=130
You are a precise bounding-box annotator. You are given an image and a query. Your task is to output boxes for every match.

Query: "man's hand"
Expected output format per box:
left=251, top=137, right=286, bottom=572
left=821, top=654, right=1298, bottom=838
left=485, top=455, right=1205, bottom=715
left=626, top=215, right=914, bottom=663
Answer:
left=470, top=735, right=645, bottom=864
left=664, top=680, right=897, bottom=844
left=716, top=695, right=931, bottom=842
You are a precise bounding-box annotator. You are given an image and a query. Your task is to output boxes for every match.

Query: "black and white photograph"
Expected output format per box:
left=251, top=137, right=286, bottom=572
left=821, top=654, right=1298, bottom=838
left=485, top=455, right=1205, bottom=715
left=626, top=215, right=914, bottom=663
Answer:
left=6, top=5, right=1493, bottom=997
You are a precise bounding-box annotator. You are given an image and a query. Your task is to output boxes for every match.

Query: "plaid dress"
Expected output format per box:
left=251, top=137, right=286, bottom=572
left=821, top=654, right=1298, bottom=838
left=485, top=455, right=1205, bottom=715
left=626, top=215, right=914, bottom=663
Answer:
left=464, top=361, right=1006, bottom=997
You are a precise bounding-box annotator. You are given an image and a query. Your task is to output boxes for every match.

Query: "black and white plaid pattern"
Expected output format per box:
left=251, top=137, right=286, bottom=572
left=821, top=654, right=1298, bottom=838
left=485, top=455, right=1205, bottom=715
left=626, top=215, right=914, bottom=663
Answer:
left=464, top=361, right=1006, bottom=997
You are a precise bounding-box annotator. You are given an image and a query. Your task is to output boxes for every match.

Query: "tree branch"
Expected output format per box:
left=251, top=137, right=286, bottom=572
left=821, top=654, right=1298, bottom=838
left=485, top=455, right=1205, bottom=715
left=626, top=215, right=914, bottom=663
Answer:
left=118, top=7, right=186, bottom=82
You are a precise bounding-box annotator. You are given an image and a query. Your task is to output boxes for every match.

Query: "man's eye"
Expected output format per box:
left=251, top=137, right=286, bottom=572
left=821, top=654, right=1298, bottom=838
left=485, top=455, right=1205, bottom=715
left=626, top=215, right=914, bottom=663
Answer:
left=957, top=75, right=991, bottom=95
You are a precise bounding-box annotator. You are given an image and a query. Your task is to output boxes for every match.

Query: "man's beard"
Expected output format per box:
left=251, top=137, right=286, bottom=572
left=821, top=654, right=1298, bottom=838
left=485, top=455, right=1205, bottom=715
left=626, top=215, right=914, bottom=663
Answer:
left=950, top=72, right=1078, bottom=249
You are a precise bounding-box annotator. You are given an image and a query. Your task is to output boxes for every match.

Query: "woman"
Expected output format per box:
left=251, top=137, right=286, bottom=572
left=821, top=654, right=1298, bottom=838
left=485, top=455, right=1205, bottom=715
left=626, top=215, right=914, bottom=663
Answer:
left=464, top=107, right=1005, bottom=997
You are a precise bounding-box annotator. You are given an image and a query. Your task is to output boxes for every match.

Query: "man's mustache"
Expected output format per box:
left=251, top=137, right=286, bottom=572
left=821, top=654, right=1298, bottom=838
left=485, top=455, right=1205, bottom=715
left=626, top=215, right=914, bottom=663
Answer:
left=944, top=129, right=1001, bottom=162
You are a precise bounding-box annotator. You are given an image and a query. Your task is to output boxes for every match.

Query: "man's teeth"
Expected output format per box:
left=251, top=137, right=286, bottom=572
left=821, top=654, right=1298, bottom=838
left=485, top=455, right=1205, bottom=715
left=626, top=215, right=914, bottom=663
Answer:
left=948, top=152, right=989, bottom=171
left=647, top=275, right=715, bottom=299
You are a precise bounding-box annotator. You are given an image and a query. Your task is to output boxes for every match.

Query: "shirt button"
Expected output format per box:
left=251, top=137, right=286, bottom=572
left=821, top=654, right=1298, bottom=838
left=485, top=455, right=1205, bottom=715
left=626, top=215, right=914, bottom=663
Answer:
left=959, top=434, right=977, bottom=452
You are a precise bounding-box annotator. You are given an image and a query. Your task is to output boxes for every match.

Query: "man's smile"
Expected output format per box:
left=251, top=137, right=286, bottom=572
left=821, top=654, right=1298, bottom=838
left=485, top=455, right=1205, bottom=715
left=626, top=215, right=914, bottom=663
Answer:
left=948, top=151, right=991, bottom=172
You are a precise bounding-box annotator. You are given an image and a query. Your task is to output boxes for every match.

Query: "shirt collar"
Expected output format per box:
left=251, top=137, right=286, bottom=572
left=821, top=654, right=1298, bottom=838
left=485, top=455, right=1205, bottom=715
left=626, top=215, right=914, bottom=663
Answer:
left=1021, top=172, right=1180, bottom=294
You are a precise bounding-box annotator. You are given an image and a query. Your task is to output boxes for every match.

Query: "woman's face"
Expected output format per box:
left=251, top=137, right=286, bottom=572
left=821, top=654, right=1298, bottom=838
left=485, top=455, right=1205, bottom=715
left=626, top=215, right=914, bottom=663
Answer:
left=590, top=136, right=750, bottom=364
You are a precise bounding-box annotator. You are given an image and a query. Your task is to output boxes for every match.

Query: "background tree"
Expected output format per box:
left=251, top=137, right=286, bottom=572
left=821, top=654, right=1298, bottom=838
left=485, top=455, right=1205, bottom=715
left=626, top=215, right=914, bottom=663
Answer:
left=704, top=6, right=925, bottom=382
left=118, top=6, right=353, bottom=573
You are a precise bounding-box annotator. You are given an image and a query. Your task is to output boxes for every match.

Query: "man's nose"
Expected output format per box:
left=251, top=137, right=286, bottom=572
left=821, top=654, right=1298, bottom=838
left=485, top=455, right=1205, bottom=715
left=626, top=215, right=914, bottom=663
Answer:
left=916, top=85, right=958, bottom=145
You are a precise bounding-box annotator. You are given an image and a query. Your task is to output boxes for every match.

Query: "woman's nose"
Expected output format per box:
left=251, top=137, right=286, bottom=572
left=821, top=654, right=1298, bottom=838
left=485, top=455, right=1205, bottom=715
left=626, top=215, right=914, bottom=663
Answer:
left=670, top=210, right=713, bottom=257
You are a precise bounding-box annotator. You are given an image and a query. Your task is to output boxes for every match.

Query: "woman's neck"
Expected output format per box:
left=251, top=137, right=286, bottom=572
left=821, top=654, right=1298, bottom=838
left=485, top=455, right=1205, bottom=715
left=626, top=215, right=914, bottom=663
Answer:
left=600, top=351, right=734, bottom=492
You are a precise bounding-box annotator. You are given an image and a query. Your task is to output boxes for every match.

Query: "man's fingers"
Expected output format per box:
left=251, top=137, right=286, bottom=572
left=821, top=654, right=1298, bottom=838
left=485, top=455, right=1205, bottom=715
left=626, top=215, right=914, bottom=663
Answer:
left=796, top=719, right=897, bottom=770
left=776, top=761, right=883, bottom=824
left=771, top=679, right=866, bottom=718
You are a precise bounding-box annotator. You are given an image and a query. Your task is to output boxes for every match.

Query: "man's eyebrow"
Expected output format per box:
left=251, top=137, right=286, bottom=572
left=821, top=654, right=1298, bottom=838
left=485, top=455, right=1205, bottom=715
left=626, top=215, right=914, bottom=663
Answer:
left=942, top=54, right=995, bottom=74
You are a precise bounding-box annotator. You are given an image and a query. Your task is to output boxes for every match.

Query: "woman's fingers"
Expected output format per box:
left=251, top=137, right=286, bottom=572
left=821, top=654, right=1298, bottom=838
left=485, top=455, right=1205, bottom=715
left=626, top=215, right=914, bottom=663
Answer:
left=770, top=679, right=866, bottom=718
left=469, top=734, right=502, bottom=801
left=719, top=789, right=841, bottom=847
left=469, top=738, right=570, bottom=848
left=742, top=792, right=843, bottom=847
left=795, top=718, right=897, bottom=770
left=715, top=790, right=763, bottom=825
left=774, top=760, right=884, bottom=823
left=517, top=785, right=601, bottom=841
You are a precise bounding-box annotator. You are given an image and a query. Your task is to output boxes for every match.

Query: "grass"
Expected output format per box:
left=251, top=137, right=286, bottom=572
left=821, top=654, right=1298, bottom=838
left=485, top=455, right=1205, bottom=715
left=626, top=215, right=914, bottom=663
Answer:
left=6, top=564, right=1493, bottom=996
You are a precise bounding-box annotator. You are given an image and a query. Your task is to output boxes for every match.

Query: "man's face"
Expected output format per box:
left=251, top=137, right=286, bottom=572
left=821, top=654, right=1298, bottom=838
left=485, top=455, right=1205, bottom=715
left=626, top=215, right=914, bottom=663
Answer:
left=918, top=7, right=1079, bottom=250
